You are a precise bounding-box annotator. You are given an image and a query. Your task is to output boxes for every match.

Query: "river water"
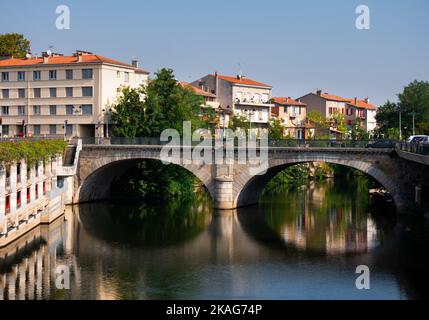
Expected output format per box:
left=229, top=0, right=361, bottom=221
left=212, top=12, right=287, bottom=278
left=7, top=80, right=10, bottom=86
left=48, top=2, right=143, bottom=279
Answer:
left=1, top=178, right=429, bottom=300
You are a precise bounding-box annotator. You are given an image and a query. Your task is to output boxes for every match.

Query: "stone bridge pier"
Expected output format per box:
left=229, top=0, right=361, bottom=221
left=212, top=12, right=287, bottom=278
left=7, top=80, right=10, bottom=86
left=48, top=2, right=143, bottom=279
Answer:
left=74, top=145, right=429, bottom=215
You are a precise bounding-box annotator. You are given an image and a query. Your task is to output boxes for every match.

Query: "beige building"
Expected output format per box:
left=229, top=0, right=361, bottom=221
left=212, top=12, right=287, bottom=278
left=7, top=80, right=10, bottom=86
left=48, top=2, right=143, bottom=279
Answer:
left=299, top=90, right=377, bottom=135
left=271, top=97, right=311, bottom=139
left=190, top=73, right=273, bottom=132
left=0, top=50, right=149, bottom=138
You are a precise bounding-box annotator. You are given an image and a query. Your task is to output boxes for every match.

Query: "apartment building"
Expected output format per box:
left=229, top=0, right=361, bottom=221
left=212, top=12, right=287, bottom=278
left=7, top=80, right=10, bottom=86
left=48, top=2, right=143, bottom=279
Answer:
left=179, top=81, right=219, bottom=109
left=299, top=90, right=377, bottom=134
left=345, top=98, right=377, bottom=132
left=0, top=50, right=149, bottom=138
left=271, top=97, right=310, bottom=139
left=190, top=73, right=273, bottom=132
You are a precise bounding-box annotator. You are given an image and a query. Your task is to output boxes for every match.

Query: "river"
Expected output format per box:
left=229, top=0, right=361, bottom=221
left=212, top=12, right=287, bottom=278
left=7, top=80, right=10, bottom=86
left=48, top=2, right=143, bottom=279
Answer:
left=1, top=177, right=429, bottom=300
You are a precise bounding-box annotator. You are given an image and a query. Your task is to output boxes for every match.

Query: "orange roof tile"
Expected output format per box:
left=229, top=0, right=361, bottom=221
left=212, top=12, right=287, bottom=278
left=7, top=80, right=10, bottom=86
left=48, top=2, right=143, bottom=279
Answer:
left=0, top=54, right=149, bottom=73
left=179, top=81, right=217, bottom=98
left=212, top=74, right=272, bottom=88
left=273, top=96, right=306, bottom=106
left=318, top=93, right=349, bottom=102
left=346, top=98, right=377, bottom=110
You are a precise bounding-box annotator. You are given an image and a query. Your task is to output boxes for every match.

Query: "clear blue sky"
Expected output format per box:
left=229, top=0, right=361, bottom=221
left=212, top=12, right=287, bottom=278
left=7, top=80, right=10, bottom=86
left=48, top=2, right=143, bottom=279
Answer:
left=1, top=0, right=428, bottom=105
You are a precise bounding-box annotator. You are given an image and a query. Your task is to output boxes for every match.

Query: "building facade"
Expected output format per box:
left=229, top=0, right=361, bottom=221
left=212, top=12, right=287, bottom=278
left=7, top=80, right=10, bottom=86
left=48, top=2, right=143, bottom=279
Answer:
left=190, top=73, right=273, bottom=132
left=0, top=50, right=149, bottom=139
left=299, top=90, right=377, bottom=135
left=271, top=97, right=310, bottom=139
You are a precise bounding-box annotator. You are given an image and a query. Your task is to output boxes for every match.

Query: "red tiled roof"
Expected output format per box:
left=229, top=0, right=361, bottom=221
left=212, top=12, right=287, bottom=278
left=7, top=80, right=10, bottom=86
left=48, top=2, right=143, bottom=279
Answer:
left=179, top=81, right=217, bottom=98
left=212, top=74, right=272, bottom=88
left=273, top=96, right=306, bottom=106
left=346, top=98, right=377, bottom=110
left=318, top=93, right=349, bottom=102
left=0, top=54, right=149, bottom=74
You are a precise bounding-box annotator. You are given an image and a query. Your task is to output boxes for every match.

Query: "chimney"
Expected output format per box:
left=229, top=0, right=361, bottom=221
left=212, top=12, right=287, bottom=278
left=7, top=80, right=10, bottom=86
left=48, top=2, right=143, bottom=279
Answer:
left=132, top=59, right=139, bottom=68
left=215, top=72, right=219, bottom=96
left=316, top=89, right=322, bottom=96
left=364, top=97, right=369, bottom=103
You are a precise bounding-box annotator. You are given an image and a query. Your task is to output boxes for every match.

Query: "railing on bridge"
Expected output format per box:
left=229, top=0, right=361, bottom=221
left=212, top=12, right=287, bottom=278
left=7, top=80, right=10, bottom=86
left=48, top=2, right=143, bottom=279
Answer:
left=81, top=137, right=397, bottom=149
left=398, top=141, right=429, bottom=155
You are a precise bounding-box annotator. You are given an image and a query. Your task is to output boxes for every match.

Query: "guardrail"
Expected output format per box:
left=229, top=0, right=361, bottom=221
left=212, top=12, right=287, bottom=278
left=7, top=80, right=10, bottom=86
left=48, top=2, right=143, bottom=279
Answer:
left=398, top=141, right=429, bottom=155
left=81, top=137, right=397, bottom=148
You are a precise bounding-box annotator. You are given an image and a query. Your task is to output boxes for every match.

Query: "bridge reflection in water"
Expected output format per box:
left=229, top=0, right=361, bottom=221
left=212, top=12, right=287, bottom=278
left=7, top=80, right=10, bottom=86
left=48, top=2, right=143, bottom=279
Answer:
left=0, top=181, right=428, bottom=299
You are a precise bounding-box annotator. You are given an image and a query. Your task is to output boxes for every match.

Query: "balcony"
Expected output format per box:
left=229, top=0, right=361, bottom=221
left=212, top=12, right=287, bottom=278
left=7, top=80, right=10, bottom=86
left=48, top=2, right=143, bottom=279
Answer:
left=234, top=98, right=273, bottom=107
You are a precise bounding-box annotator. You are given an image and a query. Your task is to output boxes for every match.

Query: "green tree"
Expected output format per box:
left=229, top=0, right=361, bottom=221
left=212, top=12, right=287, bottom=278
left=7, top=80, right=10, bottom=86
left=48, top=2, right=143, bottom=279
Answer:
left=268, top=118, right=285, bottom=139
left=229, top=115, right=251, bottom=136
left=0, top=33, right=31, bottom=58
left=143, top=68, right=205, bottom=136
left=350, top=118, right=369, bottom=140
left=111, top=86, right=146, bottom=137
left=375, top=81, right=429, bottom=138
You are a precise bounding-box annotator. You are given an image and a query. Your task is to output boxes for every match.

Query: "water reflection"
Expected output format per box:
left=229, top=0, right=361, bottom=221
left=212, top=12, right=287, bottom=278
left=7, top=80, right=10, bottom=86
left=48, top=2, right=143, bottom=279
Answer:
left=1, top=180, right=429, bottom=299
left=259, top=179, right=394, bottom=255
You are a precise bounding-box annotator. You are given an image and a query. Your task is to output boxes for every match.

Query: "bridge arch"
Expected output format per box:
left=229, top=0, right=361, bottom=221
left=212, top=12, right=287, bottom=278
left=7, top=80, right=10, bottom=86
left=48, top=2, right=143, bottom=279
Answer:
left=75, top=155, right=215, bottom=204
left=234, top=157, right=404, bottom=211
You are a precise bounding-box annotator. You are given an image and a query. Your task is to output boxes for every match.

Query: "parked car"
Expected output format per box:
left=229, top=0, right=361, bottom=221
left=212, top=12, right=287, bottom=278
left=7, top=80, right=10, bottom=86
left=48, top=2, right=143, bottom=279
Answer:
left=407, top=135, right=429, bottom=143
left=366, top=140, right=397, bottom=148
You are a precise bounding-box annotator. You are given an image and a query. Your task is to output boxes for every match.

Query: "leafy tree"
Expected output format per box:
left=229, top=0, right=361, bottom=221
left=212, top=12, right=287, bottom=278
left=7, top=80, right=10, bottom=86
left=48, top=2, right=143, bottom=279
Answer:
left=350, top=118, right=369, bottom=140
left=0, top=33, right=31, bottom=58
left=142, top=68, right=205, bottom=136
left=375, top=81, right=429, bottom=138
left=111, top=86, right=146, bottom=137
left=229, top=115, right=251, bottom=136
left=268, top=118, right=285, bottom=139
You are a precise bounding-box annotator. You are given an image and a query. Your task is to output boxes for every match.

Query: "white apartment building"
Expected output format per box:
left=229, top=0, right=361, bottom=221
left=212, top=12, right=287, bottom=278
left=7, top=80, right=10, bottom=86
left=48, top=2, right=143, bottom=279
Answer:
left=0, top=50, right=149, bottom=138
left=190, top=73, right=273, bottom=132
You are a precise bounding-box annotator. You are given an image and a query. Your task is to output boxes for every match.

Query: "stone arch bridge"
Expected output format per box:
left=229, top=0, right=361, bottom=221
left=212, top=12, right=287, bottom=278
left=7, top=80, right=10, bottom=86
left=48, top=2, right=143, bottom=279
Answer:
left=73, top=144, right=429, bottom=214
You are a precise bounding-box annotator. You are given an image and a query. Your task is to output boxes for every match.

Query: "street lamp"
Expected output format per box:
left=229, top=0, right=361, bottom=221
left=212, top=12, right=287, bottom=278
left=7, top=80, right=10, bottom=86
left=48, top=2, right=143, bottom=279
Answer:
left=102, top=108, right=112, bottom=138
left=217, top=105, right=231, bottom=140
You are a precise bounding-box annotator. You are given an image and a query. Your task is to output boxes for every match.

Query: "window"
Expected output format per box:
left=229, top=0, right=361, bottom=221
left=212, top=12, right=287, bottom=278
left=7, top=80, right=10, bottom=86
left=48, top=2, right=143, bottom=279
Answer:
left=2, top=125, right=9, bottom=136
left=27, top=187, right=31, bottom=204
left=81, top=104, right=93, bottom=115
left=17, top=191, right=21, bottom=208
left=34, top=88, right=41, bottom=98
left=33, top=71, right=41, bottom=81
left=2, top=89, right=9, bottom=99
left=1, top=106, right=9, bottom=115
left=124, top=72, right=129, bottom=83
left=66, top=105, right=74, bottom=115
left=49, top=70, right=57, bottom=80
left=66, top=87, right=73, bottom=97
left=35, top=185, right=39, bottom=199
left=18, top=71, right=25, bottom=81
left=82, top=87, right=93, bottom=97
left=117, top=71, right=121, bottom=78
left=49, top=105, right=57, bottom=115
left=50, top=88, right=57, bottom=97
left=33, top=105, right=41, bottom=115
left=49, top=125, right=56, bottom=135
left=18, top=106, right=25, bottom=115
left=66, top=69, right=73, bottom=80
left=33, top=124, right=41, bottom=135
left=18, top=88, right=25, bottom=98
left=82, top=69, right=93, bottom=79
left=1, top=72, right=9, bottom=81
